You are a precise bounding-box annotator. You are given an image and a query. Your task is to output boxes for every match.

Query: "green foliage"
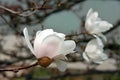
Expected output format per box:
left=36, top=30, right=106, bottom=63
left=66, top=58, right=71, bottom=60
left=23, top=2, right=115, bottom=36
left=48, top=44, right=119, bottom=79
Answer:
left=32, top=68, right=51, bottom=78
left=14, top=77, right=26, bottom=80
left=111, top=73, right=120, bottom=80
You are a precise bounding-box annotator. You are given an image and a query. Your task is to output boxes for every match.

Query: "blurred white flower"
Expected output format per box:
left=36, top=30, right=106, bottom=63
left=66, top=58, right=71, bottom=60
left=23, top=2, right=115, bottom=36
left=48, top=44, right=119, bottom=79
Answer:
left=85, top=8, right=113, bottom=41
left=23, top=27, right=76, bottom=72
left=83, top=35, right=108, bottom=64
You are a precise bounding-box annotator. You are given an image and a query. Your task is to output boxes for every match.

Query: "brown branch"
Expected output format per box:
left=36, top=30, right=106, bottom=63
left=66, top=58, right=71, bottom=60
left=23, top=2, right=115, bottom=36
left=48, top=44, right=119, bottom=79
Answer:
left=0, top=62, right=38, bottom=72
left=41, top=0, right=49, bottom=8
left=0, top=0, right=51, bottom=17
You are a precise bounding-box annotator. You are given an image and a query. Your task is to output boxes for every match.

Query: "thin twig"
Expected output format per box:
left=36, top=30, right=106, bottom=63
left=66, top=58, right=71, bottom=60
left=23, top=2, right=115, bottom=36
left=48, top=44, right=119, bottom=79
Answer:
left=0, top=62, right=38, bottom=72
left=41, top=0, right=49, bottom=8
left=0, top=0, right=50, bottom=17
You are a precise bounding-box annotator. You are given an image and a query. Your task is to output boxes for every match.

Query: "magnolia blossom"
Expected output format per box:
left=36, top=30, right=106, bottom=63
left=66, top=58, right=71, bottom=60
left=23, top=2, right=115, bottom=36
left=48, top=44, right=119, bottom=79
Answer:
left=83, top=36, right=108, bottom=64
left=85, top=8, right=113, bottom=41
left=23, top=28, right=76, bottom=72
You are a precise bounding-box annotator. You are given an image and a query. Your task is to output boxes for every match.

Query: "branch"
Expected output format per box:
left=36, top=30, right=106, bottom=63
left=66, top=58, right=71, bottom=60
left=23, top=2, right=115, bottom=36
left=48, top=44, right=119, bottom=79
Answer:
left=0, top=0, right=51, bottom=17
left=0, top=62, right=38, bottom=72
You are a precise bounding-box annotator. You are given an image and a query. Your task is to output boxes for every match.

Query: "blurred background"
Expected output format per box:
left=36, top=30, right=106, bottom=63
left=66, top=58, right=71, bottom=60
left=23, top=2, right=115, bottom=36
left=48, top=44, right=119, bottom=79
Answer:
left=0, top=0, right=120, bottom=80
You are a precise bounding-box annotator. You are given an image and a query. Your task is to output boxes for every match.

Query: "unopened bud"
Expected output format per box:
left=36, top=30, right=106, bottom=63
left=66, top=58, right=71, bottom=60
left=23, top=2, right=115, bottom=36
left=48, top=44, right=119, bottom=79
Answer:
left=37, top=57, right=53, bottom=68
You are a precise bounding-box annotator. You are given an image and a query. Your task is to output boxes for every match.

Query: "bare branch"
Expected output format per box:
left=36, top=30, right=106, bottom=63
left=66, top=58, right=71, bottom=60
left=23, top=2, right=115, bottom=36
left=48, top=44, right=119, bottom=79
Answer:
left=0, top=62, right=38, bottom=72
left=0, top=0, right=51, bottom=17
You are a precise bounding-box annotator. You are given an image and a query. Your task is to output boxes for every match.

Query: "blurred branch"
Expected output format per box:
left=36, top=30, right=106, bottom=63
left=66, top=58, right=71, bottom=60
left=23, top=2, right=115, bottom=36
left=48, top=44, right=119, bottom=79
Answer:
left=0, top=0, right=51, bottom=17
left=0, top=62, right=38, bottom=72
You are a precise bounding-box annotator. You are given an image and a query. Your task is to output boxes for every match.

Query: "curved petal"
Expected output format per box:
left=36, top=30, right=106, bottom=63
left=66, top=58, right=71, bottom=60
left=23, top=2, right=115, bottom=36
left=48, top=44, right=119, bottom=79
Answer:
left=86, top=8, right=93, bottom=18
left=36, top=30, right=41, bottom=36
left=34, top=29, right=54, bottom=46
left=90, top=11, right=98, bottom=21
left=56, top=33, right=65, bottom=39
left=54, top=60, right=67, bottom=72
left=23, top=28, right=34, bottom=54
left=85, top=39, right=98, bottom=53
left=84, top=37, right=108, bottom=64
left=93, top=35, right=104, bottom=48
left=82, top=52, right=90, bottom=62
left=97, top=33, right=107, bottom=42
left=85, top=8, right=113, bottom=35
left=34, top=29, right=65, bottom=49
left=53, top=54, right=67, bottom=60
left=60, top=40, right=76, bottom=55
left=90, top=20, right=113, bottom=34
left=95, top=21, right=113, bottom=32
left=34, top=35, right=64, bottom=58
left=93, top=53, right=108, bottom=64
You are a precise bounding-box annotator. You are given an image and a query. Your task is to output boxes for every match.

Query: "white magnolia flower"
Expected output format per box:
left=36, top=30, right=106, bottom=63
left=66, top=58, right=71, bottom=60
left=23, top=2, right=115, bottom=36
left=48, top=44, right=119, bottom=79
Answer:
left=85, top=8, right=113, bottom=41
left=23, top=28, right=76, bottom=72
left=83, top=36, right=108, bottom=64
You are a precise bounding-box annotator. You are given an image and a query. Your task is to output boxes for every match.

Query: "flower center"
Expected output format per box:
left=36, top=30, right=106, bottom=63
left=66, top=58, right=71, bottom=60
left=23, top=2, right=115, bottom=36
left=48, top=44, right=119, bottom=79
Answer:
left=37, top=56, right=53, bottom=68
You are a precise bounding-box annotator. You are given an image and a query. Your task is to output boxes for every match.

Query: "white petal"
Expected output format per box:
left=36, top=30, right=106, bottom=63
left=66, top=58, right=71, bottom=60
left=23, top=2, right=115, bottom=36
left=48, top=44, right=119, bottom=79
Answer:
left=34, top=29, right=65, bottom=49
left=54, top=60, right=67, bottom=72
left=95, top=21, right=113, bottom=32
left=56, top=33, right=65, bottom=39
left=84, top=37, right=108, bottom=64
left=82, top=52, right=90, bottom=62
left=89, top=20, right=113, bottom=34
left=93, top=53, right=108, bottom=64
left=94, top=61, right=104, bottom=64
left=85, top=39, right=98, bottom=53
left=86, top=8, right=99, bottom=20
left=60, top=40, right=76, bottom=55
left=93, top=35, right=104, bottom=48
left=53, top=54, right=67, bottom=60
left=34, top=29, right=54, bottom=46
left=23, top=28, right=34, bottom=54
left=85, top=8, right=113, bottom=34
left=34, top=35, right=64, bottom=58
left=86, top=8, right=93, bottom=18
left=36, top=30, right=41, bottom=36
left=97, top=33, right=107, bottom=42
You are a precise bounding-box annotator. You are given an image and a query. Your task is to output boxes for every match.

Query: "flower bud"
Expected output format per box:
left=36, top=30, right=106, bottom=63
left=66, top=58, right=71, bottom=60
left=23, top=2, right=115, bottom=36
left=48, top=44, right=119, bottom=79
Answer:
left=37, top=56, right=53, bottom=67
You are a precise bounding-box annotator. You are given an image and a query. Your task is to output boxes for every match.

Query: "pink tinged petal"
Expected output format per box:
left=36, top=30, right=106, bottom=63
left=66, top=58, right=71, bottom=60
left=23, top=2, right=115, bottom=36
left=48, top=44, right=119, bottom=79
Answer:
left=60, top=40, right=76, bottom=55
left=34, top=29, right=54, bottom=46
left=34, top=29, right=65, bottom=50
left=54, top=60, right=67, bottom=72
left=34, top=35, right=64, bottom=59
left=23, top=28, right=34, bottom=54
